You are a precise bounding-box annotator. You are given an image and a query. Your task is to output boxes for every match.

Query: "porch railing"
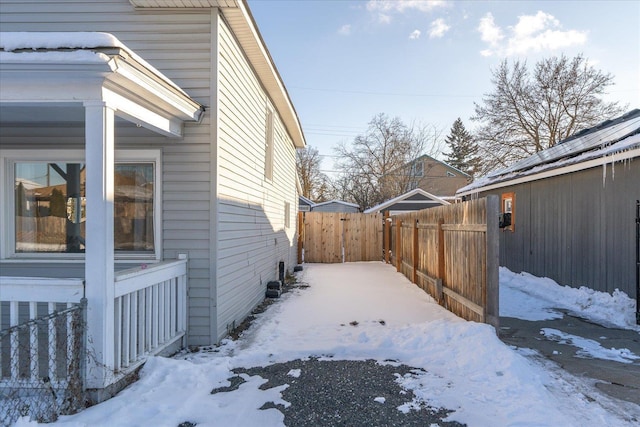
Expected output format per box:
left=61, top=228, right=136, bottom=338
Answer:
left=113, top=254, right=188, bottom=373
left=0, top=277, right=86, bottom=425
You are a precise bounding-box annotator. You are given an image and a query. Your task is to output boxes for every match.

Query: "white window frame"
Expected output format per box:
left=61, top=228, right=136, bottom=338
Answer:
left=1, top=149, right=162, bottom=262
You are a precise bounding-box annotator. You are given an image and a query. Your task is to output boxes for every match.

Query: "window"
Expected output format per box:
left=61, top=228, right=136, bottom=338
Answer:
left=412, top=161, right=424, bottom=177
left=4, top=150, right=160, bottom=259
left=284, top=201, right=291, bottom=228
left=265, top=108, right=274, bottom=180
left=501, top=192, right=515, bottom=232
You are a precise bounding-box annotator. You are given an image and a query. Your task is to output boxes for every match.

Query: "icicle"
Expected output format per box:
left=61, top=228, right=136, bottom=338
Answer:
left=602, top=160, right=606, bottom=187
left=611, top=154, right=615, bottom=181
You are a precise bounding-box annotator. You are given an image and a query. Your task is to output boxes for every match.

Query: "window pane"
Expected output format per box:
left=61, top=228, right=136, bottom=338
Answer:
left=114, top=163, right=154, bottom=252
left=14, top=161, right=155, bottom=254
left=15, top=163, right=86, bottom=253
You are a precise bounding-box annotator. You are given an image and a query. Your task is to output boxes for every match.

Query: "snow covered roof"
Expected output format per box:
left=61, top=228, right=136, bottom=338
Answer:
left=457, top=109, right=640, bottom=196
left=0, top=31, right=191, bottom=98
left=298, top=195, right=314, bottom=206
left=312, top=200, right=359, bottom=209
left=364, top=188, right=450, bottom=214
left=0, top=31, right=204, bottom=136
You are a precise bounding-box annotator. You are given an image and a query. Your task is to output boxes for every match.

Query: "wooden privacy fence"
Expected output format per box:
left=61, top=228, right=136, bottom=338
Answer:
left=386, top=196, right=499, bottom=328
left=299, top=212, right=382, bottom=263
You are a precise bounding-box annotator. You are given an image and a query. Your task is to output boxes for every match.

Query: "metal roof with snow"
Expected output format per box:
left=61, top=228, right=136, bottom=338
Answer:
left=457, top=109, right=640, bottom=196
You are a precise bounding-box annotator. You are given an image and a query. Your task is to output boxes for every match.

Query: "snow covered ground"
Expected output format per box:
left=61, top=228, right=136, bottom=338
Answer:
left=16, top=262, right=640, bottom=427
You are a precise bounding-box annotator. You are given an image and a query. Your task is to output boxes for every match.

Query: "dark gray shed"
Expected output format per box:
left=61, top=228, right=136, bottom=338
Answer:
left=457, top=110, right=640, bottom=302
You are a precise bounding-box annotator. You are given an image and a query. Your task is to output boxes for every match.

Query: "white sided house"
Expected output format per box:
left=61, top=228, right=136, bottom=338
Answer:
left=0, top=0, right=305, bottom=403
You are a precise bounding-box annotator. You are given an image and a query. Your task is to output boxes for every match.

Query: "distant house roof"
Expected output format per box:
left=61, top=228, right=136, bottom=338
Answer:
left=409, top=154, right=472, bottom=178
left=312, top=200, right=359, bottom=209
left=457, top=109, right=640, bottom=196
left=299, top=195, right=314, bottom=206
left=364, top=188, right=450, bottom=214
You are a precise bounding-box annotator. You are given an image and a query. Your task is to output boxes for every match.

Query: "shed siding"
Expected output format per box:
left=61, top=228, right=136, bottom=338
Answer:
left=215, top=16, right=297, bottom=340
left=0, top=0, right=215, bottom=344
left=482, top=162, right=639, bottom=298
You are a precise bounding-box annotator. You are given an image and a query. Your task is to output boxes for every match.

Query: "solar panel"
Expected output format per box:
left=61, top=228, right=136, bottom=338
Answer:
left=488, top=110, right=640, bottom=177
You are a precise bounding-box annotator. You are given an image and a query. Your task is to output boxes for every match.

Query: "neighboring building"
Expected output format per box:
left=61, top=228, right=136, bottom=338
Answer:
left=393, top=155, right=472, bottom=198
left=311, top=200, right=360, bottom=213
left=457, top=109, right=640, bottom=300
left=364, top=189, right=450, bottom=215
left=1, top=0, right=304, bottom=398
left=299, top=195, right=314, bottom=212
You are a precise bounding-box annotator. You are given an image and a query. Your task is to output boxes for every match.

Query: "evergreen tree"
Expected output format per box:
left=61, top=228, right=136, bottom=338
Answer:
left=443, top=118, right=481, bottom=176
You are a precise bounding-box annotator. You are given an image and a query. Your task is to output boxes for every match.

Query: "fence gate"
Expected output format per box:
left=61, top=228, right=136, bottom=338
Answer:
left=301, top=212, right=383, bottom=263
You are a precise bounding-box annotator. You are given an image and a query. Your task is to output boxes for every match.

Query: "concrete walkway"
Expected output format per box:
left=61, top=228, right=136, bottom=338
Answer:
left=499, top=313, right=640, bottom=405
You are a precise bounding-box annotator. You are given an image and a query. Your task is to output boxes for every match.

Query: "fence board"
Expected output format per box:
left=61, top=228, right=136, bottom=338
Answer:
left=389, top=197, right=499, bottom=329
left=299, top=198, right=499, bottom=330
left=302, top=212, right=382, bottom=263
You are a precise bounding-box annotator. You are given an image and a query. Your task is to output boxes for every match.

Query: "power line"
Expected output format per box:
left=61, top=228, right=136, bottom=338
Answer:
left=291, top=85, right=480, bottom=98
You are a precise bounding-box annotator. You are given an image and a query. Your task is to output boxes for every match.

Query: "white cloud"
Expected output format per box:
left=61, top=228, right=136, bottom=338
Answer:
left=338, top=24, right=352, bottom=36
left=512, top=11, right=559, bottom=38
left=478, top=13, right=503, bottom=46
left=367, top=0, right=447, bottom=13
left=366, top=0, right=447, bottom=23
left=409, top=30, right=421, bottom=40
left=429, top=18, right=450, bottom=38
left=478, top=11, right=588, bottom=57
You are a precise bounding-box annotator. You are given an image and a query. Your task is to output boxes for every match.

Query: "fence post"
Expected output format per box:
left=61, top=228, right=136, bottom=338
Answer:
left=437, top=218, right=445, bottom=303
left=384, top=211, right=390, bottom=264
left=412, top=219, right=418, bottom=284
left=437, top=218, right=445, bottom=279
left=485, top=195, right=500, bottom=332
left=396, top=218, right=402, bottom=272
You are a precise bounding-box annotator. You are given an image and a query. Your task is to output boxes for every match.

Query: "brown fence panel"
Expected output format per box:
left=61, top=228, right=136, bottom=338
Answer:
left=302, top=212, right=382, bottom=263
left=389, top=196, right=499, bottom=330
left=303, top=212, right=342, bottom=263
left=344, top=212, right=383, bottom=262
left=299, top=198, right=499, bottom=330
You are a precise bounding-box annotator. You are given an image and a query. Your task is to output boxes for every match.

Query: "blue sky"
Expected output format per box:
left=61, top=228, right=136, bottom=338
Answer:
left=249, top=0, right=640, bottom=173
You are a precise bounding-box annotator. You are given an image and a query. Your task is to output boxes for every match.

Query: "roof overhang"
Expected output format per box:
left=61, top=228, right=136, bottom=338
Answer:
left=129, top=0, right=306, bottom=148
left=0, top=34, right=204, bottom=138
left=364, top=188, right=450, bottom=213
left=457, top=137, right=640, bottom=197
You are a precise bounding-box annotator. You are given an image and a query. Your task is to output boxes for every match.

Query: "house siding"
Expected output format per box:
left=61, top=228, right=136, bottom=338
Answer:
left=215, top=15, right=297, bottom=340
left=413, top=157, right=471, bottom=197
left=0, top=0, right=216, bottom=345
left=480, top=163, right=639, bottom=298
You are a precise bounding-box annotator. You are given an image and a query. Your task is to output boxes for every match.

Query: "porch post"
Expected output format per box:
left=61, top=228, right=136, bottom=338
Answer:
left=84, top=101, right=115, bottom=390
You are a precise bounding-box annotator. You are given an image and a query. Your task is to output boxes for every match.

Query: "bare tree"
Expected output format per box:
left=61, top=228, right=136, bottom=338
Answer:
left=296, top=146, right=330, bottom=202
left=472, top=54, right=624, bottom=174
left=333, top=113, right=441, bottom=209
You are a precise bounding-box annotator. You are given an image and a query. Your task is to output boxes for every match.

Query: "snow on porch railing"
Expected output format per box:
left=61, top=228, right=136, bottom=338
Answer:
left=113, top=254, right=187, bottom=373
